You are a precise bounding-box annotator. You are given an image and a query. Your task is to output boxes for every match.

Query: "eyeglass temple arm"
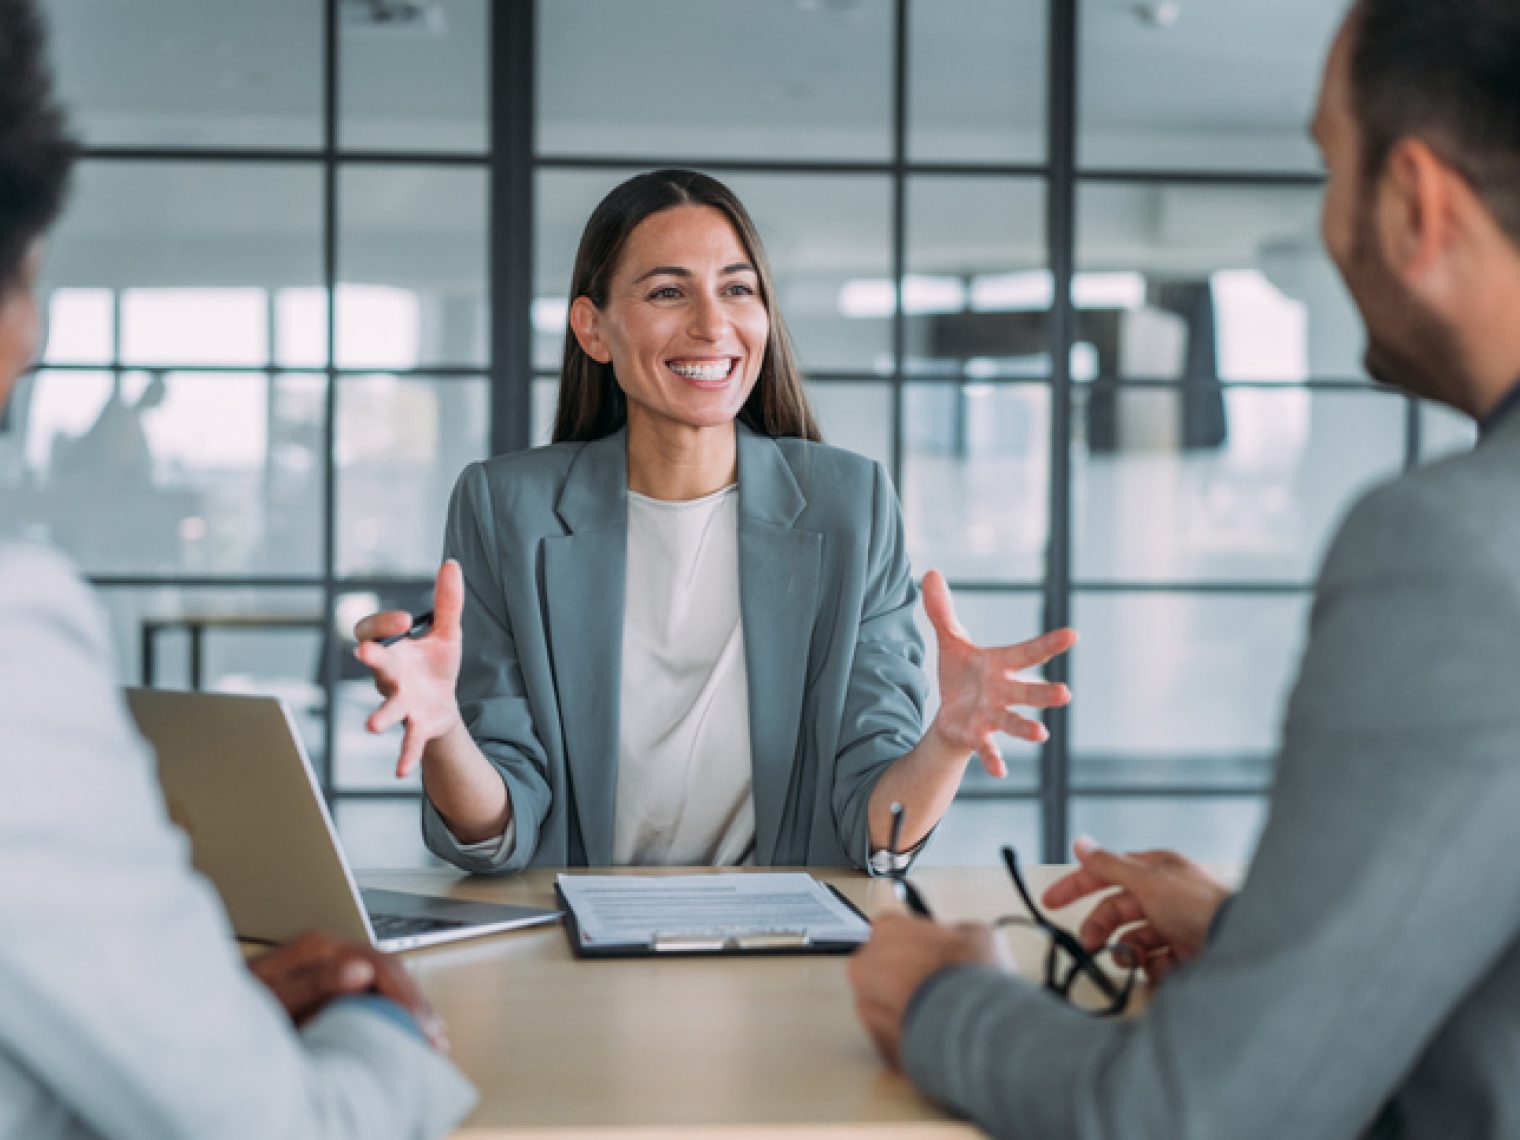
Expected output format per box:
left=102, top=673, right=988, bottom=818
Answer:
left=1000, top=846, right=1058, bottom=933
left=1054, top=934, right=1127, bottom=1002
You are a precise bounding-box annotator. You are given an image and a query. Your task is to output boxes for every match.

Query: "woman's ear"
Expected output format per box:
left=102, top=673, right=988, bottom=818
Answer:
left=569, top=296, right=612, bottom=364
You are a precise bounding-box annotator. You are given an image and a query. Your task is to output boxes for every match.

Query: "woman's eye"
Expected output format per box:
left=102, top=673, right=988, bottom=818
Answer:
left=724, top=282, right=756, bottom=297
left=647, top=285, right=681, bottom=300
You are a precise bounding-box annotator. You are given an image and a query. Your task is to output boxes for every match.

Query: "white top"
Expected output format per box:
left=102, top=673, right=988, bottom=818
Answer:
left=614, top=485, right=755, bottom=865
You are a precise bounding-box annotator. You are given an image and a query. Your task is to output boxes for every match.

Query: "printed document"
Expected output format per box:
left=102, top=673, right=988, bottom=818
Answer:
left=556, top=872, right=870, bottom=950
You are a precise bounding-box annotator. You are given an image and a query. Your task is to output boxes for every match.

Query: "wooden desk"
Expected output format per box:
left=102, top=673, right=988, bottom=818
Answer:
left=360, top=865, right=1105, bottom=1139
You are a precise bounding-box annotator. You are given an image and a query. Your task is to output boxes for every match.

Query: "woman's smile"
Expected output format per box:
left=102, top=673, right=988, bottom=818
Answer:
left=666, top=355, right=740, bottom=388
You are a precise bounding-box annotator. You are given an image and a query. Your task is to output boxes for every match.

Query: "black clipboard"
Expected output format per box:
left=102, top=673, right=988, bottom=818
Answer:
left=555, top=879, right=871, bottom=959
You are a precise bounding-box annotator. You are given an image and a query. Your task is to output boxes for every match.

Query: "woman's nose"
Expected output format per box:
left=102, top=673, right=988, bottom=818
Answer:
left=687, top=292, right=725, bottom=340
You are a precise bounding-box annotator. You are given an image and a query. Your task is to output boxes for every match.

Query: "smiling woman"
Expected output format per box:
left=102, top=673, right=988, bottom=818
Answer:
left=555, top=170, right=817, bottom=459
left=352, top=168, right=1078, bottom=874
left=565, top=200, right=792, bottom=497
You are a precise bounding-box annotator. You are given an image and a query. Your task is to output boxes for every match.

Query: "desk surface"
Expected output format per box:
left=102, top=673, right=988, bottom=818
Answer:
left=360, top=865, right=1104, bottom=1139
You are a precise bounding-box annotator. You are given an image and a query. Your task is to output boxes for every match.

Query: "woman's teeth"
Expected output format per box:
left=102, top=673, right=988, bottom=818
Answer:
left=668, top=360, right=733, bottom=382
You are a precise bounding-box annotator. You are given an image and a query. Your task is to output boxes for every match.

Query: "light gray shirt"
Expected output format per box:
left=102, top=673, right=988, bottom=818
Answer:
left=0, top=541, right=476, bottom=1140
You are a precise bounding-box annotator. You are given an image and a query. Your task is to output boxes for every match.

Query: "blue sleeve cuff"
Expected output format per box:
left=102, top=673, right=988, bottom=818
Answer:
left=331, top=994, right=426, bottom=1044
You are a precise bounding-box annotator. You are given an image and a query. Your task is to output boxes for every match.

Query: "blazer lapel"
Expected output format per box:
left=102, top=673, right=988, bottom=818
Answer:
left=542, top=431, right=628, bottom=867
left=736, top=426, right=822, bottom=865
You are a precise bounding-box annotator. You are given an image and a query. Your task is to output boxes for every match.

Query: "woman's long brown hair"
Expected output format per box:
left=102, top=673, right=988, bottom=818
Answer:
left=552, top=168, right=821, bottom=444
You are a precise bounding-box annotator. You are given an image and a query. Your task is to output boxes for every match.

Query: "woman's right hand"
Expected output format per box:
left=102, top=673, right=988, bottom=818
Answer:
left=354, top=559, right=466, bottom=779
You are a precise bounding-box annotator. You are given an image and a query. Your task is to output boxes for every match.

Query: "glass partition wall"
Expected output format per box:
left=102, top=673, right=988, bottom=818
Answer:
left=18, top=0, right=1471, bottom=868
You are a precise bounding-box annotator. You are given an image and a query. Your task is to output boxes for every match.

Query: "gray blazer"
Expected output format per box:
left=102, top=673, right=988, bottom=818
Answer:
left=0, top=542, right=475, bottom=1140
left=902, top=407, right=1520, bottom=1139
left=423, top=424, right=928, bottom=873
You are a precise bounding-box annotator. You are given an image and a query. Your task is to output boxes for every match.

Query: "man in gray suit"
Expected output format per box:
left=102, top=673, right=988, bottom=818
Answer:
left=0, top=2, right=474, bottom=1136
left=850, top=2, right=1520, bottom=1136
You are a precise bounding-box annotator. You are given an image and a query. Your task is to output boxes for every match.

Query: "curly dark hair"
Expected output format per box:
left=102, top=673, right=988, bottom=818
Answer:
left=0, top=0, right=77, bottom=291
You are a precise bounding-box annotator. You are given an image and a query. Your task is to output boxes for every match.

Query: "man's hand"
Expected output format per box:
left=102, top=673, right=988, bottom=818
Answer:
left=848, top=914, right=1002, bottom=1068
left=248, top=930, right=449, bottom=1052
left=1042, top=837, right=1232, bottom=984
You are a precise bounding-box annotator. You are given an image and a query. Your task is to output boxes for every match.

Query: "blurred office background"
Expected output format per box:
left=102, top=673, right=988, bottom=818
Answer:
left=7, top=0, right=1475, bottom=869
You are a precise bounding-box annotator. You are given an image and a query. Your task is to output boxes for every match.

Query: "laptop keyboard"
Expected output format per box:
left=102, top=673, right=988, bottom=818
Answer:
left=369, top=912, right=464, bottom=940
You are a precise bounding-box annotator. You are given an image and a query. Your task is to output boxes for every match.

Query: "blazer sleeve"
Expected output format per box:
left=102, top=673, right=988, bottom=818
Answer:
left=901, top=476, right=1520, bottom=1139
left=423, top=462, right=553, bottom=873
left=0, top=545, right=476, bottom=1140
left=830, top=461, right=929, bottom=870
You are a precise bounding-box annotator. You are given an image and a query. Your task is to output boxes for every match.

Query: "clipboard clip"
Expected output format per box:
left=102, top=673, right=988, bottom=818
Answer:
left=650, top=929, right=813, bottom=953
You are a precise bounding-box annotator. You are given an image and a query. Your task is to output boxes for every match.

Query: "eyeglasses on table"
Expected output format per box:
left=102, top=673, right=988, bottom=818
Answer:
left=993, top=845, right=1138, bottom=1016
left=882, top=815, right=1139, bottom=1017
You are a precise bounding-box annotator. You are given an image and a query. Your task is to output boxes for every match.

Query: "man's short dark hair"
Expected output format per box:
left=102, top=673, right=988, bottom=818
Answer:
left=1350, top=0, right=1520, bottom=247
left=0, top=0, right=77, bottom=292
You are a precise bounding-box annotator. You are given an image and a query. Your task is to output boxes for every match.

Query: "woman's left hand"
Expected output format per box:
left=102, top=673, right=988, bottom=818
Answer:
left=922, top=569, right=1078, bottom=777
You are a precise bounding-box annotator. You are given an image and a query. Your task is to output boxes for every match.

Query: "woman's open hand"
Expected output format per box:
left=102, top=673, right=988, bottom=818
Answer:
left=922, top=569, right=1077, bottom=777
left=353, top=559, right=466, bottom=779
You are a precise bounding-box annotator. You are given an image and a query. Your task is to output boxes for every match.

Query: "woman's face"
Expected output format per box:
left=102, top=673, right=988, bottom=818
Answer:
left=571, top=204, right=770, bottom=438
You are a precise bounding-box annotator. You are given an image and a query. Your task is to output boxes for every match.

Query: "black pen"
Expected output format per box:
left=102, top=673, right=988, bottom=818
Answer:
left=377, top=610, right=434, bottom=647
left=888, top=802, right=934, bottom=919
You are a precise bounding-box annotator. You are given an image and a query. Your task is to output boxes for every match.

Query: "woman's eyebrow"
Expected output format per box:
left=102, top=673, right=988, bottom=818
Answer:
left=633, top=265, right=690, bottom=283
left=632, top=261, right=756, bottom=284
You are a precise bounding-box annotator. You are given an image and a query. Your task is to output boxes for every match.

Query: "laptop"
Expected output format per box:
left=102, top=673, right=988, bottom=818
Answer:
left=125, top=687, right=560, bottom=952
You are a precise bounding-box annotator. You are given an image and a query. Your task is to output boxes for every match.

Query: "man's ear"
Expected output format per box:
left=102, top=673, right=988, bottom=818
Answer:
left=1377, top=137, right=1456, bottom=285
left=569, top=296, right=612, bottom=364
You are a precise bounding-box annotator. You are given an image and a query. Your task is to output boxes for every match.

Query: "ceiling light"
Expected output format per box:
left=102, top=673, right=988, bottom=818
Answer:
left=1072, top=272, right=1147, bottom=310
left=340, top=0, right=445, bottom=35
left=1133, top=2, right=1182, bottom=29
left=971, top=272, right=1055, bottom=312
